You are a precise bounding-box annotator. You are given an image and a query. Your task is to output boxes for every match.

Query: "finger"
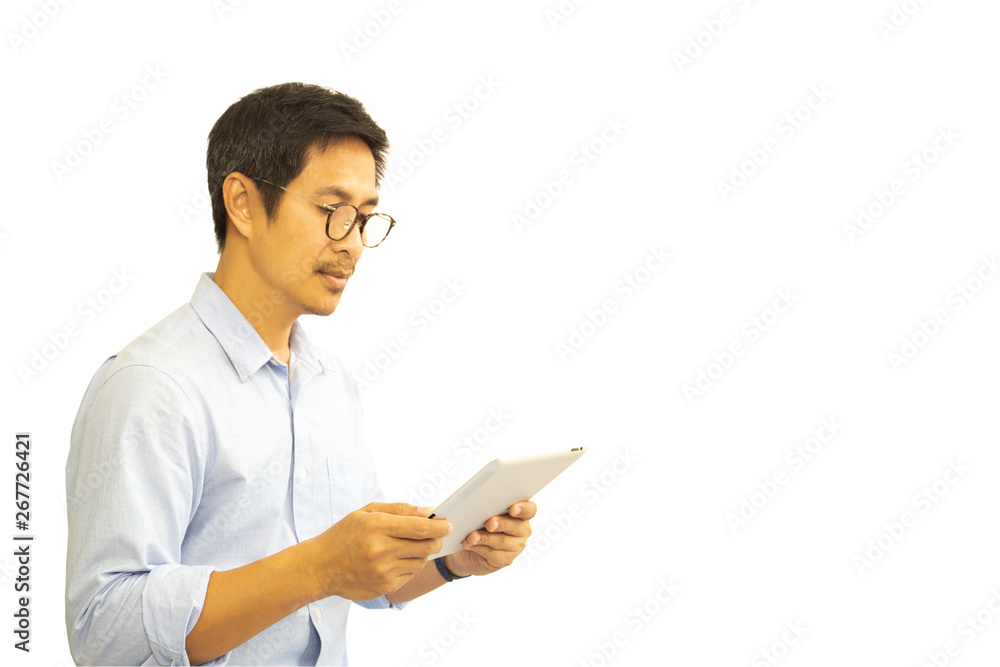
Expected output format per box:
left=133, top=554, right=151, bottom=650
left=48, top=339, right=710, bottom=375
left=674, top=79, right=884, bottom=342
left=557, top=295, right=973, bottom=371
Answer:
left=371, top=527, right=446, bottom=560
left=465, top=530, right=522, bottom=552
left=509, top=501, right=537, bottom=520
left=385, top=557, right=432, bottom=585
left=375, top=514, right=454, bottom=540
left=484, top=514, right=531, bottom=537
left=361, top=502, right=434, bottom=517
left=462, top=540, right=519, bottom=568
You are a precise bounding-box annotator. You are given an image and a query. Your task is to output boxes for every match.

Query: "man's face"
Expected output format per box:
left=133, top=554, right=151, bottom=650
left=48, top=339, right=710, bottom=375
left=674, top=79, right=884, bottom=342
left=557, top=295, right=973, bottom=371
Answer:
left=249, top=136, right=378, bottom=318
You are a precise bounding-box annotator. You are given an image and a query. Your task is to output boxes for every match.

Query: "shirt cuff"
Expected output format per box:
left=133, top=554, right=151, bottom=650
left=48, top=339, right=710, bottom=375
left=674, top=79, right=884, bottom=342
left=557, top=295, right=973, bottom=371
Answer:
left=354, top=594, right=408, bottom=611
left=142, top=564, right=230, bottom=666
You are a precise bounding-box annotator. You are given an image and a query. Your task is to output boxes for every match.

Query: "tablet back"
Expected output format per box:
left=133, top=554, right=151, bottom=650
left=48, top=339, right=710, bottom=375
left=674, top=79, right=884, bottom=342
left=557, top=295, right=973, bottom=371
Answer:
left=429, top=446, right=586, bottom=558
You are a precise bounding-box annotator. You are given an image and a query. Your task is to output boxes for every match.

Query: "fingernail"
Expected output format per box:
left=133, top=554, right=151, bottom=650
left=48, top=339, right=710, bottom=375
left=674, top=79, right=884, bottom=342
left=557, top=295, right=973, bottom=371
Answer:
left=511, top=505, right=522, bottom=517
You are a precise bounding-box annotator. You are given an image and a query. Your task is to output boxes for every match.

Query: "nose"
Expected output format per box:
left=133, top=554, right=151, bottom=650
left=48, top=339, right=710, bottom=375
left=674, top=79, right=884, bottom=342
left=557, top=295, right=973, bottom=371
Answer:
left=334, top=217, right=365, bottom=261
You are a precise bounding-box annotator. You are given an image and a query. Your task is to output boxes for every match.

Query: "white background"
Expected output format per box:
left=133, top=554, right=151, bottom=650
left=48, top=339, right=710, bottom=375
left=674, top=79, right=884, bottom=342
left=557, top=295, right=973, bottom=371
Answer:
left=2, top=1, right=1000, bottom=665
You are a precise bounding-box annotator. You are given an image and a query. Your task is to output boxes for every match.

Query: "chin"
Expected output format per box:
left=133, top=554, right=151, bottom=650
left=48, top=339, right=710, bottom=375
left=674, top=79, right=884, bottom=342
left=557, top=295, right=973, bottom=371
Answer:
left=304, top=295, right=342, bottom=317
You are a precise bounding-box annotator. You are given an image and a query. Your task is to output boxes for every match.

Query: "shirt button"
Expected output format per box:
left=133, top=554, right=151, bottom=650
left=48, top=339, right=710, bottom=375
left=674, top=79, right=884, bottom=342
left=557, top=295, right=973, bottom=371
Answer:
left=298, top=469, right=307, bottom=482
left=315, top=608, right=323, bottom=622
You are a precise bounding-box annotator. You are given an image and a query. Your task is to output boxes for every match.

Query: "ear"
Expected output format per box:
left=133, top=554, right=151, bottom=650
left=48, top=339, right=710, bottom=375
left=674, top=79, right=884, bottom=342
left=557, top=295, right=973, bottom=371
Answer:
left=221, top=173, right=260, bottom=242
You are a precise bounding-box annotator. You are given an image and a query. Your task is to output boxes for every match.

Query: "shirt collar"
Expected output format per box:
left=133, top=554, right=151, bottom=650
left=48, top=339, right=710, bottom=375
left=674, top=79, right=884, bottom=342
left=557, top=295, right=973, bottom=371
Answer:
left=190, top=272, right=329, bottom=382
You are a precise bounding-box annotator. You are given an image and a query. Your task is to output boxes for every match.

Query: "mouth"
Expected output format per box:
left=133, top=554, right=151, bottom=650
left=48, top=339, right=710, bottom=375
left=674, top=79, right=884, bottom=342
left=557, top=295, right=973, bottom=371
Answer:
left=319, top=269, right=352, bottom=289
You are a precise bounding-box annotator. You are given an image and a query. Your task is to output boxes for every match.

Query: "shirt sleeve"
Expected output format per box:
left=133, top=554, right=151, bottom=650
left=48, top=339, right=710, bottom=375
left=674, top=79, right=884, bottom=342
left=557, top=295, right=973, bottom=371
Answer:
left=66, top=363, right=231, bottom=666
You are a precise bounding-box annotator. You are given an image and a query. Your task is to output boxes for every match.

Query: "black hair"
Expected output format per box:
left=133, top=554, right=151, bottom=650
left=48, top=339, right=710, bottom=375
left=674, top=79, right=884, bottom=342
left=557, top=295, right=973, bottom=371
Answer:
left=206, top=82, right=389, bottom=253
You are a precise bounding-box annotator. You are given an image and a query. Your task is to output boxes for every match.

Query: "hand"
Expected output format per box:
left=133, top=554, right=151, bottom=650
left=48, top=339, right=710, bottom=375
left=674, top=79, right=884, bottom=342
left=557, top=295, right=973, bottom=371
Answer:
left=444, top=501, right=536, bottom=577
left=302, top=502, right=453, bottom=601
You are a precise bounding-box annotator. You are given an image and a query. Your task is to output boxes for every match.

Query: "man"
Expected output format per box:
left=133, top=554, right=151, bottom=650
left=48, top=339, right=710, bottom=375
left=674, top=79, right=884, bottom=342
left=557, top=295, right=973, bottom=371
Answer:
left=65, top=82, right=535, bottom=666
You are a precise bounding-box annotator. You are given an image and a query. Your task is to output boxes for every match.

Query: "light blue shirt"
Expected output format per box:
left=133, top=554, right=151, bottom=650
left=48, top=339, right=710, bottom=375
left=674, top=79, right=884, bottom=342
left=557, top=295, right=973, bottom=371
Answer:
left=66, top=272, right=402, bottom=666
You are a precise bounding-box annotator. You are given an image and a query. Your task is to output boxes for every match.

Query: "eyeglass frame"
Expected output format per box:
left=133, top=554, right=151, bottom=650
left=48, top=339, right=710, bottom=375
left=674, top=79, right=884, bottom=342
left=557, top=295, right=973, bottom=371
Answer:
left=251, top=177, right=396, bottom=248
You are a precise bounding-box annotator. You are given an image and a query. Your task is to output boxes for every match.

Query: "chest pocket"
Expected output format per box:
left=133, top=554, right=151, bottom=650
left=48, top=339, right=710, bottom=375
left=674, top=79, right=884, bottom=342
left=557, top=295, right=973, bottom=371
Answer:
left=327, top=455, right=365, bottom=523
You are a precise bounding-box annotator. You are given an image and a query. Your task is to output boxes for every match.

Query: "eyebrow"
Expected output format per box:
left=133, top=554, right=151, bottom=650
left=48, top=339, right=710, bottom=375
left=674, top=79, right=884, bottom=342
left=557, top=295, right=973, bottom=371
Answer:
left=313, top=184, right=379, bottom=208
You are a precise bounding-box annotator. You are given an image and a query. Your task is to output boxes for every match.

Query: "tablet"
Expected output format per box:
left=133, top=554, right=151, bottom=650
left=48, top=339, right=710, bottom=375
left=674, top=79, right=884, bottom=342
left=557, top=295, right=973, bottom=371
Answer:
left=427, top=446, right=586, bottom=558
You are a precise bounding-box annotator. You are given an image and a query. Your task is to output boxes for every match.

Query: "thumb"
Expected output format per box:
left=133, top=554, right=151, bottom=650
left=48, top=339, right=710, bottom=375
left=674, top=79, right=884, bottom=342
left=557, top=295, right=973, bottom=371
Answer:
left=361, top=502, right=435, bottom=517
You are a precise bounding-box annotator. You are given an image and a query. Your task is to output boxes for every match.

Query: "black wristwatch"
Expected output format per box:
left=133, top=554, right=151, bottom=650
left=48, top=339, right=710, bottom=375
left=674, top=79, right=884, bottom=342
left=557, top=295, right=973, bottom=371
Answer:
left=434, top=556, right=470, bottom=582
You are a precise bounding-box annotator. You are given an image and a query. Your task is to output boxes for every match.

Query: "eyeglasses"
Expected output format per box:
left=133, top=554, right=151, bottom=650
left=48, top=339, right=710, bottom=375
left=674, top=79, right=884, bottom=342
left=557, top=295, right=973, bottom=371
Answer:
left=253, top=178, right=396, bottom=248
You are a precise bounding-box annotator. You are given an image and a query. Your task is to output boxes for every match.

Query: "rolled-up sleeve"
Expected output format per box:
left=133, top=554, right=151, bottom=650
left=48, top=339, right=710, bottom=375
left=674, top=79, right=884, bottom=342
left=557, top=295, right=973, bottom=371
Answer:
left=66, top=363, right=228, bottom=666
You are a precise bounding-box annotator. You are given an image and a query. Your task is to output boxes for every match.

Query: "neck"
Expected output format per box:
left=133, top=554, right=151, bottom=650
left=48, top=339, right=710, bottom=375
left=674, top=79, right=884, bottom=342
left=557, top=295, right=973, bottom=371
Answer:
left=212, top=248, right=298, bottom=364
